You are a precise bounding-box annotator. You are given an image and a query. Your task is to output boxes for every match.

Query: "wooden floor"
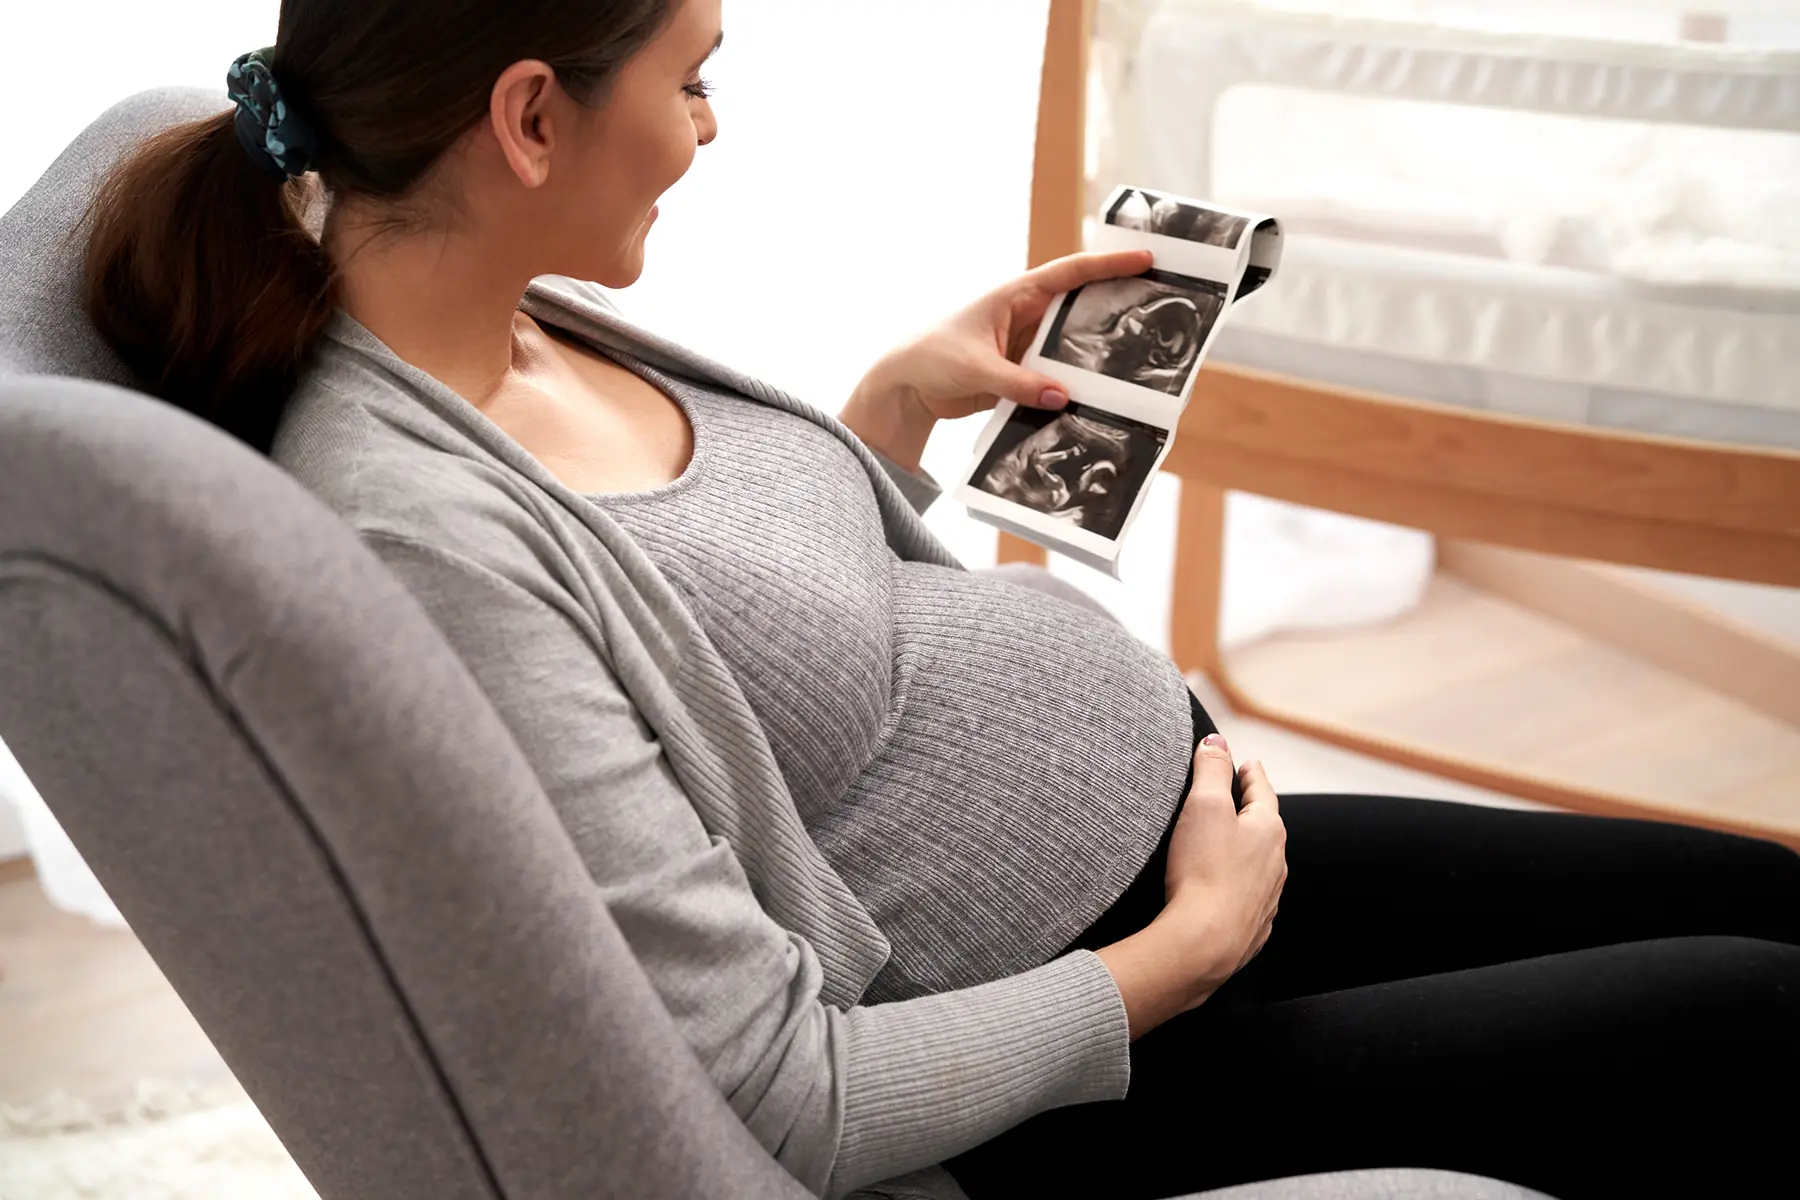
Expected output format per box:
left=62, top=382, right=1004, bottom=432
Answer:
left=1226, top=573, right=1800, bottom=840
left=0, top=860, right=234, bottom=1114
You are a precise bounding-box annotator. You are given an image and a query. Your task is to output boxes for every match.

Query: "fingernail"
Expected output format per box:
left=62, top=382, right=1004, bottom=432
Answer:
left=1201, top=733, right=1228, bottom=752
left=1039, top=387, right=1068, bottom=409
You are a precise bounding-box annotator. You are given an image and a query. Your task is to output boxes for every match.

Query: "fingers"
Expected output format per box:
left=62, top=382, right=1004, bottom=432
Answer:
left=977, top=249, right=1153, bottom=406
left=1188, top=732, right=1237, bottom=811
left=1236, top=760, right=1278, bottom=819
left=982, top=357, right=1070, bottom=411
left=1025, top=248, right=1155, bottom=295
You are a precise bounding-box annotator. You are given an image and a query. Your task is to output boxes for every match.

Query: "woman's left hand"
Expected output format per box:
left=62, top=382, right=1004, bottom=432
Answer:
left=840, top=248, right=1155, bottom=471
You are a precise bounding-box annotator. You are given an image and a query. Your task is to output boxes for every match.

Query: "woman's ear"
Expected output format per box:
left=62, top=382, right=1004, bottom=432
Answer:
left=488, top=59, right=561, bottom=188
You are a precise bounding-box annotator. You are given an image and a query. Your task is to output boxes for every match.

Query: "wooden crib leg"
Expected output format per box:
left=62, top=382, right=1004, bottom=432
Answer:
left=1171, top=479, right=1227, bottom=679
left=996, top=532, right=1050, bottom=567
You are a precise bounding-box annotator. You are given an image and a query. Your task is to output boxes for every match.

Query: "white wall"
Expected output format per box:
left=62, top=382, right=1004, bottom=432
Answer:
left=0, top=2, right=283, bottom=216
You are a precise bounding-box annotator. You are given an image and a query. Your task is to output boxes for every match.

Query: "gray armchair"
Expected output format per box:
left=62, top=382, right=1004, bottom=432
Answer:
left=0, top=89, right=1552, bottom=1200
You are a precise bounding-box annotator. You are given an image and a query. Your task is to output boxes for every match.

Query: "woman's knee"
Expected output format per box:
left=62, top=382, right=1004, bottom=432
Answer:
left=1733, top=830, right=1800, bottom=894
left=1685, top=829, right=1800, bottom=945
left=1651, top=935, right=1800, bottom=1027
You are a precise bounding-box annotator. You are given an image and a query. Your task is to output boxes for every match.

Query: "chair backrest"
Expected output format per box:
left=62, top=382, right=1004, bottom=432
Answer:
left=0, top=89, right=812, bottom=1200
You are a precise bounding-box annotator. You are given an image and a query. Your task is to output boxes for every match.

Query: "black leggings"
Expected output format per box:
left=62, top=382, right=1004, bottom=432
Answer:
left=944, top=694, right=1800, bottom=1200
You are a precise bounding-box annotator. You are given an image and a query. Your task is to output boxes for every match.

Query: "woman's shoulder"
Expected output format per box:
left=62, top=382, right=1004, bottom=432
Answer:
left=273, top=353, right=575, bottom=593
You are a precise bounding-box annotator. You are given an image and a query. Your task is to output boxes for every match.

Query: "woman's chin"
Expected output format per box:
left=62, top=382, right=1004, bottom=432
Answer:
left=587, top=249, right=648, bottom=290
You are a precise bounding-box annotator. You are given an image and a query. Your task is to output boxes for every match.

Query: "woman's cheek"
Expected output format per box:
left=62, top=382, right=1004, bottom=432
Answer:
left=666, top=113, right=700, bottom=186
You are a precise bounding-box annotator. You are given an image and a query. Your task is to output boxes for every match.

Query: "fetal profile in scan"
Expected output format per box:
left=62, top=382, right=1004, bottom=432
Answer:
left=971, top=403, right=1167, bottom=540
left=1040, top=270, right=1225, bottom=397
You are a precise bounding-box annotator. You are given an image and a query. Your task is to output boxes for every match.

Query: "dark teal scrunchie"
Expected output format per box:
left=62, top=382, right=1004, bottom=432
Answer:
left=226, top=48, right=317, bottom=180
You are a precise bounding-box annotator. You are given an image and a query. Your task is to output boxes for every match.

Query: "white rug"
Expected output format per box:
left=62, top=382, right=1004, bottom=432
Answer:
left=0, top=1079, right=316, bottom=1200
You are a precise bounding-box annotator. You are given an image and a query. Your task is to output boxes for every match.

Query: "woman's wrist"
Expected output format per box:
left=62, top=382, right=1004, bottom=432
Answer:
left=841, top=359, right=938, bottom=473
left=1094, top=901, right=1235, bottom=1040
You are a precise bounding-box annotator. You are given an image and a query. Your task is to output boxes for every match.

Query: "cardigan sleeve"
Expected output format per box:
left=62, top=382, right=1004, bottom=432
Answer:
left=867, top=446, right=943, bottom=517
left=359, top=531, right=1130, bottom=1198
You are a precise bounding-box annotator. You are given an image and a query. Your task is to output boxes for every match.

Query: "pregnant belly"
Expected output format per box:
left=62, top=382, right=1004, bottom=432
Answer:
left=806, top=563, right=1196, bottom=1003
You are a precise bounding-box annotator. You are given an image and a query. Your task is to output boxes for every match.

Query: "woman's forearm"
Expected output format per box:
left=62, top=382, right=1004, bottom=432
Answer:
left=830, top=949, right=1130, bottom=1197
left=840, top=363, right=938, bottom=472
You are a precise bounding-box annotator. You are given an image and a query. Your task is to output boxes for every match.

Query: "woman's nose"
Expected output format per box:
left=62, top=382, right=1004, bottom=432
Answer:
left=697, top=104, right=719, bottom=147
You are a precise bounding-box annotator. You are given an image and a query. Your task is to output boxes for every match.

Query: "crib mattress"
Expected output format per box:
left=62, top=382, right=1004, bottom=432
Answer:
left=1208, top=234, right=1800, bottom=452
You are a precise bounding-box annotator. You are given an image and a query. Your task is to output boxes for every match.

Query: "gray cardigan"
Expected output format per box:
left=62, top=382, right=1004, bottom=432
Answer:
left=270, top=275, right=1132, bottom=1200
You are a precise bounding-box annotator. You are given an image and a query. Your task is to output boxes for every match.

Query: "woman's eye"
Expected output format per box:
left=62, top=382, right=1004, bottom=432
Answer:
left=684, top=77, right=714, bottom=100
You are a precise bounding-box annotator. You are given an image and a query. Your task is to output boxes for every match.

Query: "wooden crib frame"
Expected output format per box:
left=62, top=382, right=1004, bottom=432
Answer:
left=1006, top=0, right=1800, bottom=849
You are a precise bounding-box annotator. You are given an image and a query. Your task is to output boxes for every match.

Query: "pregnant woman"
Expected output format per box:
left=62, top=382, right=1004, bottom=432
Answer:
left=80, top=1, right=1798, bottom=1197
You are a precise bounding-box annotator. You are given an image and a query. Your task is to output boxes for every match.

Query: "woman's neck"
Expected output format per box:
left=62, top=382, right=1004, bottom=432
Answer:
left=323, top=206, right=537, bottom=408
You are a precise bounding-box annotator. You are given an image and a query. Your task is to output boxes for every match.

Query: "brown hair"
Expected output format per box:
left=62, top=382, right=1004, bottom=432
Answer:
left=83, top=0, right=675, bottom=453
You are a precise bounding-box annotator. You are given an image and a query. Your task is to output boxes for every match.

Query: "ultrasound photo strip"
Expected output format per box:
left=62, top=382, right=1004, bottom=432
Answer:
left=1238, top=219, right=1282, bottom=300
left=954, top=183, right=1283, bottom=574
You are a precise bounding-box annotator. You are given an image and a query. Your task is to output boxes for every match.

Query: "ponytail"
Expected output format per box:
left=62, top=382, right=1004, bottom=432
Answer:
left=83, top=108, right=334, bottom=454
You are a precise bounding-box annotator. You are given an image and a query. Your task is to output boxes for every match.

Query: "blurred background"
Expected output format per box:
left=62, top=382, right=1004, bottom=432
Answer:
left=2, top=1, right=1798, bottom=1195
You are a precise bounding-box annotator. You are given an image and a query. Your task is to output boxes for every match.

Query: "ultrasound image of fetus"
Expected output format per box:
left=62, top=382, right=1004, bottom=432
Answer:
left=1042, top=272, right=1224, bottom=396
left=972, top=405, right=1168, bottom=540
left=1108, top=188, right=1249, bottom=249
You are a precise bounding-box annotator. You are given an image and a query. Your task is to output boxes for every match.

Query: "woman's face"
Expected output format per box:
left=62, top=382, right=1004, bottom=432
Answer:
left=534, top=0, right=722, bottom=288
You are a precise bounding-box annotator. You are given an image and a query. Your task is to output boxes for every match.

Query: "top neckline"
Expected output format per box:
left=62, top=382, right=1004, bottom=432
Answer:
left=320, top=301, right=715, bottom=506
left=574, top=340, right=713, bottom=507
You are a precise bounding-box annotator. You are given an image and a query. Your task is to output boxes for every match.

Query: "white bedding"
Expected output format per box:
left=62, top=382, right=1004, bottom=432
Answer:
left=1098, top=0, right=1800, bottom=448
left=1211, top=84, right=1800, bottom=295
left=1207, top=234, right=1800, bottom=449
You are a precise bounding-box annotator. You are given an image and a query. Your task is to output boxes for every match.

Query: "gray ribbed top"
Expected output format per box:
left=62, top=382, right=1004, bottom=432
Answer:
left=590, top=346, right=1194, bottom=1000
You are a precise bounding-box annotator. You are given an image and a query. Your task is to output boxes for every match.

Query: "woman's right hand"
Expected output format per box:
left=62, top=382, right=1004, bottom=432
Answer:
left=1095, top=734, right=1287, bottom=1039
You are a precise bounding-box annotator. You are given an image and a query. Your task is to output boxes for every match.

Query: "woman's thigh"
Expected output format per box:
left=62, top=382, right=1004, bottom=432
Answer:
left=1229, top=794, right=1800, bottom=1003
left=946, top=935, right=1800, bottom=1200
